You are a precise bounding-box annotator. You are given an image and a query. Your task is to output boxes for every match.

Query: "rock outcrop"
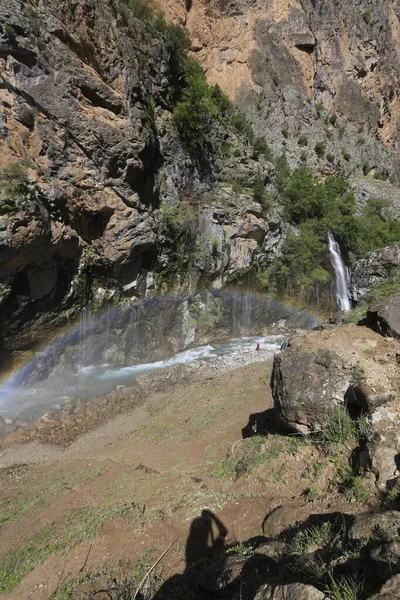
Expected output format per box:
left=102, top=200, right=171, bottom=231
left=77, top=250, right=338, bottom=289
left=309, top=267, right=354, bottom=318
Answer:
left=0, top=0, right=283, bottom=364
left=367, top=295, right=400, bottom=338
left=165, top=0, right=400, bottom=178
left=271, top=325, right=398, bottom=435
left=349, top=245, right=400, bottom=305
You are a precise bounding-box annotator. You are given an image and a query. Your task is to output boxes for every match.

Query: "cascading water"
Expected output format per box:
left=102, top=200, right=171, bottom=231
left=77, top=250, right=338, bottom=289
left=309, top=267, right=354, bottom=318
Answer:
left=328, top=233, right=351, bottom=311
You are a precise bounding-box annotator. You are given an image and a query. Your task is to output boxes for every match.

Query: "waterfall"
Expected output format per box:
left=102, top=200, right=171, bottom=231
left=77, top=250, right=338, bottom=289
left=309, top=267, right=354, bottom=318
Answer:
left=241, top=292, right=251, bottom=333
left=79, top=303, right=92, bottom=367
left=328, top=233, right=350, bottom=311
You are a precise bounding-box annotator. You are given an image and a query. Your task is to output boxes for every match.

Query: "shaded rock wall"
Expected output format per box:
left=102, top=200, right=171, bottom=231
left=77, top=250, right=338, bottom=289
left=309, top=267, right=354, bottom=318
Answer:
left=0, top=0, right=280, bottom=364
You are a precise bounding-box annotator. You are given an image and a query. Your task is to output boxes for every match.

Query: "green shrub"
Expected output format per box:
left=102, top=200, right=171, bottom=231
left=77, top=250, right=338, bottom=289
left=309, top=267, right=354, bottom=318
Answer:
left=283, top=167, right=325, bottom=224
left=342, top=150, right=351, bottom=161
left=231, top=112, right=254, bottom=141
left=362, top=164, right=371, bottom=175
left=252, top=136, right=273, bottom=161
left=327, top=153, right=335, bottom=163
left=298, top=135, right=308, bottom=146
left=315, top=141, right=326, bottom=158
left=315, top=101, right=324, bottom=114
left=23, top=3, right=36, bottom=16
left=4, top=24, right=16, bottom=41
left=253, top=179, right=272, bottom=209
left=330, top=114, right=338, bottom=126
left=282, top=127, right=289, bottom=139
left=0, top=163, right=29, bottom=214
left=121, top=0, right=155, bottom=21
left=362, top=10, right=371, bottom=25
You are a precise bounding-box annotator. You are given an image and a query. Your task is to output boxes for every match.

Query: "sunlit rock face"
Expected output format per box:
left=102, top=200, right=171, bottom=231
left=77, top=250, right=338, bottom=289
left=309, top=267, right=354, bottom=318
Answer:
left=164, top=0, right=400, bottom=176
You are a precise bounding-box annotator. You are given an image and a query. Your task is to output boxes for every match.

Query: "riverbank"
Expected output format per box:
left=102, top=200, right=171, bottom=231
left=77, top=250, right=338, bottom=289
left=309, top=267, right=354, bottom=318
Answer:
left=0, top=338, right=284, bottom=449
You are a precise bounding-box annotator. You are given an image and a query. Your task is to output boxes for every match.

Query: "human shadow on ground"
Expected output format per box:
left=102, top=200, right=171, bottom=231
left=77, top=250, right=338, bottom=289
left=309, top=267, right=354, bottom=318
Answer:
left=150, top=508, right=389, bottom=599
left=152, top=509, right=228, bottom=599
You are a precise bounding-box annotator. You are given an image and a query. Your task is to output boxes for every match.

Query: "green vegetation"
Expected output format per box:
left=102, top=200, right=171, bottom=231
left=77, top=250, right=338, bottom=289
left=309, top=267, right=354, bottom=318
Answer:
left=23, top=3, right=36, bottom=16
left=0, top=503, right=128, bottom=593
left=312, top=404, right=356, bottom=450
left=254, top=165, right=400, bottom=301
left=253, top=178, right=272, bottom=209
left=362, top=10, right=372, bottom=25
left=212, top=434, right=304, bottom=481
left=48, top=554, right=160, bottom=600
left=290, top=521, right=334, bottom=556
left=326, top=574, right=364, bottom=600
left=315, top=141, right=326, bottom=158
left=173, top=58, right=232, bottom=153
left=0, top=162, right=29, bottom=214
left=298, top=135, right=308, bottom=146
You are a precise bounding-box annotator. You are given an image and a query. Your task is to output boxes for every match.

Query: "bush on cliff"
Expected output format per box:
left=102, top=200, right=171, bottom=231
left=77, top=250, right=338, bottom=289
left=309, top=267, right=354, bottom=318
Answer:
left=0, top=163, right=29, bottom=214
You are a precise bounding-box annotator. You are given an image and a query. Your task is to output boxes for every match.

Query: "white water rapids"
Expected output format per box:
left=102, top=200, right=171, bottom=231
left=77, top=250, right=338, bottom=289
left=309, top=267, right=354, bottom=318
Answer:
left=328, top=233, right=350, bottom=311
left=0, top=335, right=284, bottom=420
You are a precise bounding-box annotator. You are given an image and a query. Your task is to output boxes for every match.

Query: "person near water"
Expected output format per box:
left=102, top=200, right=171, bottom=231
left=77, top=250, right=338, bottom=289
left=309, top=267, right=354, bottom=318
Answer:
left=256, top=342, right=261, bottom=351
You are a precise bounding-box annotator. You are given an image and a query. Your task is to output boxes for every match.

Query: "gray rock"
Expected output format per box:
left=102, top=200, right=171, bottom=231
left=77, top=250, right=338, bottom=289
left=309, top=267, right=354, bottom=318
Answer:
left=368, top=574, right=400, bottom=600
left=348, top=511, right=400, bottom=542
left=254, top=582, right=326, bottom=600
left=349, top=245, right=400, bottom=305
left=370, top=542, right=400, bottom=580
left=367, top=296, right=400, bottom=338
left=271, top=348, right=349, bottom=434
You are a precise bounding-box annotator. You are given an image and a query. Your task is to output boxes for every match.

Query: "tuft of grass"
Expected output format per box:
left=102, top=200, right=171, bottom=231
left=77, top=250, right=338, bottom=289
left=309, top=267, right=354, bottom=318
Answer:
left=325, top=573, right=364, bottom=600
left=351, top=364, right=366, bottom=386
left=226, top=541, right=254, bottom=556
left=312, top=404, right=356, bottom=450
left=290, top=521, right=334, bottom=556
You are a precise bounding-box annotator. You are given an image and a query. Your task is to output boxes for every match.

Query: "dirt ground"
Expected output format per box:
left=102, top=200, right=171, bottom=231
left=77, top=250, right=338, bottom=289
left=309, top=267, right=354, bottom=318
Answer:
left=0, top=343, right=379, bottom=599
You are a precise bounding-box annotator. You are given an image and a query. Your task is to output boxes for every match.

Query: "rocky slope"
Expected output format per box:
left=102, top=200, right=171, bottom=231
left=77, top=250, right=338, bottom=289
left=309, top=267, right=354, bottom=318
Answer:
left=165, top=0, right=400, bottom=178
left=0, top=0, right=281, bottom=365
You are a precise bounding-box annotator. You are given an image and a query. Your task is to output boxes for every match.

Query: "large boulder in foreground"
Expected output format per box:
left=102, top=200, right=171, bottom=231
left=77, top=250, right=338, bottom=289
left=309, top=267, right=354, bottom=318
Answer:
left=367, top=295, right=400, bottom=338
left=271, top=348, right=349, bottom=434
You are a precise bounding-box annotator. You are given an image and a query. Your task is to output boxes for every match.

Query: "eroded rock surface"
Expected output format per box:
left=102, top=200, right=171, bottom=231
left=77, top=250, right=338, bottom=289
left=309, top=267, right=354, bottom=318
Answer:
left=165, top=0, right=400, bottom=178
left=271, top=325, right=399, bottom=434
left=350, top=245, right=400, bottom=305
left=367, top=295, right=400, bottom=338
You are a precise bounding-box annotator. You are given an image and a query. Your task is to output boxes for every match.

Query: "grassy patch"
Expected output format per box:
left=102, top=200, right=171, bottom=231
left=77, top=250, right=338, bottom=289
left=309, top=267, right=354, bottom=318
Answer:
left=212, top=434, right=306, bottom=481
left=0, top=503, right=128, bottom=593
left=0, top=466, right=104, bottom=524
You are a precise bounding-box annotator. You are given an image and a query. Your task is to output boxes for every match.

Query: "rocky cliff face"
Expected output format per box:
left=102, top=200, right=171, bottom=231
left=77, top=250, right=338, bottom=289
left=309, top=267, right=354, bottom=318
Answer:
left=165, top=0, right=400, bottom=178
left=0, top=0, right=279, bottom=364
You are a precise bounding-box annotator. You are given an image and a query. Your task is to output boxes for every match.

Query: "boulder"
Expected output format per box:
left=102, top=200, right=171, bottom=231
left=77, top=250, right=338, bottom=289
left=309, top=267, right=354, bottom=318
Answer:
left=367, top=296, right=400, bottom=338
left=368, top=409, right=400, bottom=490
left=254, top=582, right=326, bottom=600
left=348, top=511, right=400, bottom=542
left=262, top=504, right=315, bottom=538
left=271, top=348, right=349, bottom=434
left=368, top=575, right=400, bottom=599
left=370, top=542, right=400, bottom=580
left=345, top=382, right=394, bottom=414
